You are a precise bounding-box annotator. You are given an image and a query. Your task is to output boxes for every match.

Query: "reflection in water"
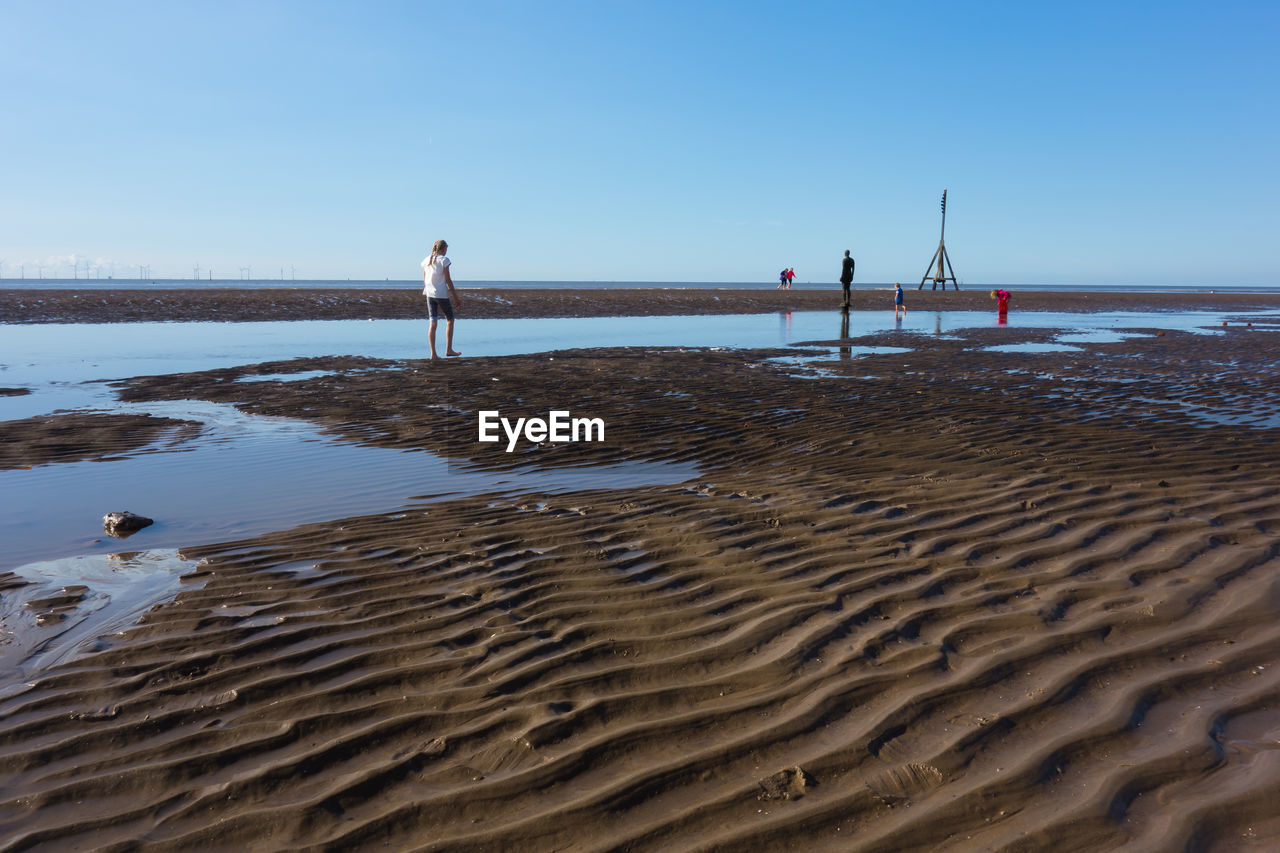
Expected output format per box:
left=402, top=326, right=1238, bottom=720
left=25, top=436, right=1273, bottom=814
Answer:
left=0, top=406, right=700, bottom=571
left=3, top=308, right=1269, bottom=416
left=0, top=549, right=203, bottom=691
left=839, top=311, right=851, bottom=359
left=998, top=315, right=1008, bottom=326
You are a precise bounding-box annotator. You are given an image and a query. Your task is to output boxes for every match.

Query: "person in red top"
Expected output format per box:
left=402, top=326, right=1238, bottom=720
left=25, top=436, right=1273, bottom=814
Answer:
left=991, top=288, right=1011, bottom=316
left=786, top=268, right=796, bottom=288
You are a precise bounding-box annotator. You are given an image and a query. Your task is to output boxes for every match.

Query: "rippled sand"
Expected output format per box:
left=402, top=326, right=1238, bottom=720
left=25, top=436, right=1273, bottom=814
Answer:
left=2, top=306, right=1279, bottom=850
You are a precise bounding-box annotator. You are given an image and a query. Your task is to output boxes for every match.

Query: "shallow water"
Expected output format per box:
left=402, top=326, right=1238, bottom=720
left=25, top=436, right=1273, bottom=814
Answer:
left=1, top=307, right=1277, bottom=600
left=9, top=278, right=1280, bottom=292
left=984, top=342, right=1085, bottom=353
left=2, top=309, right=1269, bottom=419
left=0, top=399, right=698, bottom=570
left=0, top=549, right=202, bottom=691
left=766, top=345, right=914, bottom=364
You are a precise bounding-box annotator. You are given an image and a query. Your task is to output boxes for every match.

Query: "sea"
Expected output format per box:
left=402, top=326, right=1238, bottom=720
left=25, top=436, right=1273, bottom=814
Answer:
left=3, top=278, right=1278, bottom=293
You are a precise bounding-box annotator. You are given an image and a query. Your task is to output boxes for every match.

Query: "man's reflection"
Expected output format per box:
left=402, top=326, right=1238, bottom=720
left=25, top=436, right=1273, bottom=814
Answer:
left=839, top=310, right=851, bottom=359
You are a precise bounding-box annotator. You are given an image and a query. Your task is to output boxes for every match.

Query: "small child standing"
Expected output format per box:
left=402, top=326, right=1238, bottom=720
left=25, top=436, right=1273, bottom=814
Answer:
left=990, top=288, right=1011, bottom=316
left=893, top=282, right=906, bottom=318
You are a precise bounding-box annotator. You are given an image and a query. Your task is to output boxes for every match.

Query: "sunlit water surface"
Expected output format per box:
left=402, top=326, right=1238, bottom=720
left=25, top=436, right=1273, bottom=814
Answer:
left=1, top=307, right=1276, bottom=583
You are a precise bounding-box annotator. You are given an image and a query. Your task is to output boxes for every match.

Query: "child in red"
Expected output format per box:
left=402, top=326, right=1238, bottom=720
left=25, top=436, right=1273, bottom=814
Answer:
left=990, top=289, right=1011, bottom=316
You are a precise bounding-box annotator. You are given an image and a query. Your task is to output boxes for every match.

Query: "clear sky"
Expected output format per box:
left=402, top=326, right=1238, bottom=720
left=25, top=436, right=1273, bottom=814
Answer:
left=2, top=1, right=1277, bottom=285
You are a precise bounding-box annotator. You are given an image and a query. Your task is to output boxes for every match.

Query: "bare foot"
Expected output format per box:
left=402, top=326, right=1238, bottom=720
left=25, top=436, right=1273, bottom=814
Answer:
left=446, top=350, right=462, bottom=357
left=430, top=354, right=441, bottom=361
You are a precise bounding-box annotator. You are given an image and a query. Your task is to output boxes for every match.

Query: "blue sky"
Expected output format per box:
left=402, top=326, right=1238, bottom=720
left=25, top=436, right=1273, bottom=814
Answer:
left=2, top=0, right=1277, bottom=285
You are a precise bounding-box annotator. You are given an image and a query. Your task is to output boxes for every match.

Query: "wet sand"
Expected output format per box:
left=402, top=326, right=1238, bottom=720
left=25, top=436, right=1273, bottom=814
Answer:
left=2, top=296, right=1280, bottom=850
left=4, top=286, right=1280, bottom=324
left=0, top=413, right=200, bottom=470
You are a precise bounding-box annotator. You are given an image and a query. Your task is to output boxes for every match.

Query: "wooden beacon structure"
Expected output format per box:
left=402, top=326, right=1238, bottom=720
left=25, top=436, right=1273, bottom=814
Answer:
left=918, top=189, right=959, bottom=290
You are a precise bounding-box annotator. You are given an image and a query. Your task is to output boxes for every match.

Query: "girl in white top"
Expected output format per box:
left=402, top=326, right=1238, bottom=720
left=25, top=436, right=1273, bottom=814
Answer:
left=421, top=239, right=462, bottom=359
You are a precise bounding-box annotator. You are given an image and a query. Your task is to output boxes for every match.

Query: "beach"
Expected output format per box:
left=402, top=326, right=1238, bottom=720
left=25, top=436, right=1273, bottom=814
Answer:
left=5, top=286, right=1280, bottom=324
left=2, top=290, right=1280, bottom=850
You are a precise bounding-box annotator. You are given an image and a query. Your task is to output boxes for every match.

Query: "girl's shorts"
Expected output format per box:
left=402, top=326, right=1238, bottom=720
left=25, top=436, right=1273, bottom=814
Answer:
left=427, top=297, right=454, bottom=321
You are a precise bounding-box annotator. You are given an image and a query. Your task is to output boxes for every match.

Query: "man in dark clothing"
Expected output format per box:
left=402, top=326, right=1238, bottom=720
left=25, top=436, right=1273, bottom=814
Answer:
left=839, top=250, right=855, bottom=310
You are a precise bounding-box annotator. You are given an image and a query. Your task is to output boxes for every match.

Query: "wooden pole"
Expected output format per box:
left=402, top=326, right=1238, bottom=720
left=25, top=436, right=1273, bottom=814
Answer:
left=919, top=246, right=941, bottom=289
left=917, top=189, right=960, bottom=290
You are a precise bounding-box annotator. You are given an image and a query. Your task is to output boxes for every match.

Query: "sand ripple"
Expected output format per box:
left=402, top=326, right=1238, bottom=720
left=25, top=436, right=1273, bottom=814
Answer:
left=2, top=323, right=1279, bottom=850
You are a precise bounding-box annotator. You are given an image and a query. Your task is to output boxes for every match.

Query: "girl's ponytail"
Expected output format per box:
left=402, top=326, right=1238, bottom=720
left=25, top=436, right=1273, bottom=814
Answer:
left=428, top=239, right=448, bottom=269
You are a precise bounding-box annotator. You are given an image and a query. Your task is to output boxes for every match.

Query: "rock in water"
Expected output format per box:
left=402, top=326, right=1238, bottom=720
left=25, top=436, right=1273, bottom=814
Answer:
left=103, top=511, right=154, bottom=537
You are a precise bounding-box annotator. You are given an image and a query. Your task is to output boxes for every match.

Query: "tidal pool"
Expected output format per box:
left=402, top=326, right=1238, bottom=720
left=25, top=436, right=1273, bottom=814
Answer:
left=1, top=307, right=1276, bottom=579
left=3, top=308, right=1270, bottom=417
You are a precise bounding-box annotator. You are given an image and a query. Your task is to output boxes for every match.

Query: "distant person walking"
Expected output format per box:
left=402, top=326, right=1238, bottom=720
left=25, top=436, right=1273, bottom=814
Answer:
left=893, top=282, right=906, bottom=318
left=991, top=288, right=1012, bottom=317
left=421, top=239, right=462, bottom=360
left=839, top=250, right=855, bottom=310
left=786, top=267, right=796, bottom=288
left=778, top=268, right=789, bottom=289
